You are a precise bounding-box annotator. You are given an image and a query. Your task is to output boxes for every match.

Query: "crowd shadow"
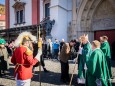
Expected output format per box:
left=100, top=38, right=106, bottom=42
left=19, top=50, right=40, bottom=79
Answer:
left=1, top=67, right=15, bottom=81
left=32, top=70, right=77, bottom=85
left=1, top=64, right=77, bottom=86
left=2, top=62, right=115, bottom=86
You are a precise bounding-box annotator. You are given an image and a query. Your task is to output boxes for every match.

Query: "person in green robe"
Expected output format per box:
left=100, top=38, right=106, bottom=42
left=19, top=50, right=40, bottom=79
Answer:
left=78, top=34, right=92, bottom=84
left=100, top=36, right=112, bottom=78
left=86, top=40, right=112, bottom=86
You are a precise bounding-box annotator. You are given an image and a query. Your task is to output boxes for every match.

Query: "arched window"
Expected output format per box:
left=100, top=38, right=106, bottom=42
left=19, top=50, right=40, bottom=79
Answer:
left=43, top=0, right=50, bottom=18
left=12, top=1, right=26, bottom=25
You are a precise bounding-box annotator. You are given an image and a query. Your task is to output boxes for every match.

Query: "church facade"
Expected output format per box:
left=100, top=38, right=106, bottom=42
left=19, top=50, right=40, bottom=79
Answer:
left=5, top=0, right=115, bottom=43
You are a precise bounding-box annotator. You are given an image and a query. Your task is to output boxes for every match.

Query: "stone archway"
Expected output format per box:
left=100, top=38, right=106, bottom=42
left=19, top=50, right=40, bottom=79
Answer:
left=76, top=0, right=115, bottom=41
left=92, top=0, right=115, bottom=31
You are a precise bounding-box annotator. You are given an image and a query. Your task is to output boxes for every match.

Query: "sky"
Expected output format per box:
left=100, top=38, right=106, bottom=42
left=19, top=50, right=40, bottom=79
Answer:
left=0, top=0, right=5, bottom=5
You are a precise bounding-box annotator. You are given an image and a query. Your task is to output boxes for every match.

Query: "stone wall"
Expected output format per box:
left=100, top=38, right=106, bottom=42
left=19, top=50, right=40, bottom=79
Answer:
left=92, top=0, right=115, bottom=31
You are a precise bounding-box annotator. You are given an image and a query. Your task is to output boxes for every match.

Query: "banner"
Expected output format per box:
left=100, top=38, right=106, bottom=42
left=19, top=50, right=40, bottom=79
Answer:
left=0, top=5, right=5, bottom=15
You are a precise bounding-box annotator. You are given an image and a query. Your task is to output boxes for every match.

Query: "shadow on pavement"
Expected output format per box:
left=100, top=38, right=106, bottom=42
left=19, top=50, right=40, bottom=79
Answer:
left=32, top=71, right=77, bottom=85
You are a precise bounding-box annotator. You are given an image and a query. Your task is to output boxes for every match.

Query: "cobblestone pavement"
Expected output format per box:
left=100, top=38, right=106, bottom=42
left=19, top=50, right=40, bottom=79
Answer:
left=0, top=59, right=115, bottom=86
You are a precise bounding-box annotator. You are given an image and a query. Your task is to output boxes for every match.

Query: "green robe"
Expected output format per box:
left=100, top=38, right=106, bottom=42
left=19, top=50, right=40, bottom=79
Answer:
left=78, top=42, right=92, bottom=79
left=86, top=48, right=112, bottom=86
left=101, top=41, right=112, bottom=77
left=86, top=49, right=108, bottom=86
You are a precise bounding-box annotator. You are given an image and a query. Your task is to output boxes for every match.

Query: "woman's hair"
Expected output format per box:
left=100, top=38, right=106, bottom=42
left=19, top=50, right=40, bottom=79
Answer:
left=92, top=40, right=100, bottom=48
left=61, top=43, right=70, bottom=54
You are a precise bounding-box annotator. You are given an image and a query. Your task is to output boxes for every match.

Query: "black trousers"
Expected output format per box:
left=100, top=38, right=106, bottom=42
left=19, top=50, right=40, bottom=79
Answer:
left=60, top=61, right=69, bottom=81
left=41, top=55, right=45, bottom=67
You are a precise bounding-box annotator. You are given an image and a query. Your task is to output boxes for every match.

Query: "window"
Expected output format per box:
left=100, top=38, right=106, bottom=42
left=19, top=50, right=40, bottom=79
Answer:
left=45, top=3, right=50, bottom=17
left=13, top=2, right=26, bottom=25
left=20, top=10, right=23, bottom=23
left=16, top=10, right=24, bottom=24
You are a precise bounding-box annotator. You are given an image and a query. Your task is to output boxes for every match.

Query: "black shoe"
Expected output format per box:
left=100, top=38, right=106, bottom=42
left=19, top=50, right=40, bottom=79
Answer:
left=43, top=68, right=49, bottom=73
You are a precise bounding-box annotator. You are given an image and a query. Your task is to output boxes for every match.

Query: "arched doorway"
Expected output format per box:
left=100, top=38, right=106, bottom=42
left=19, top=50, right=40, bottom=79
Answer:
left=76, top=0, right=115, bottom=59
left=92, top=0, right=115, bottom=59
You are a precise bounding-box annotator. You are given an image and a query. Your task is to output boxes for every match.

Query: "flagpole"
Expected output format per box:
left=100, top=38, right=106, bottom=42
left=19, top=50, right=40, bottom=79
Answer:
left=69, top=42, right=82, bottom=86
left=38, top=25, right=42, bottom=86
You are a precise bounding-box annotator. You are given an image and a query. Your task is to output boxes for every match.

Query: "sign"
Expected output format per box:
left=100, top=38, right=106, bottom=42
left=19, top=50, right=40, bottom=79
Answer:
left=0, top=5, right=5, bottom=15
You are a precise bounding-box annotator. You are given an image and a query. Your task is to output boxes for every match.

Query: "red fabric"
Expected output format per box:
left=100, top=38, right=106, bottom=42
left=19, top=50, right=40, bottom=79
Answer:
left=0, top=15, right=5, bottom=21
left=11, top=46, right=38, bottom=80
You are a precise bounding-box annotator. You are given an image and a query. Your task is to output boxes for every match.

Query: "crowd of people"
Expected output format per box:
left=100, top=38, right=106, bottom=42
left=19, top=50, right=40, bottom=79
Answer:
left=0, top=31, right=113, bottom=86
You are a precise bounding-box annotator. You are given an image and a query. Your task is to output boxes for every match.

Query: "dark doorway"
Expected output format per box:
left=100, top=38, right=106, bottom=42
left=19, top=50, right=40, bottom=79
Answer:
left=94, top=29, right=115, bottom=60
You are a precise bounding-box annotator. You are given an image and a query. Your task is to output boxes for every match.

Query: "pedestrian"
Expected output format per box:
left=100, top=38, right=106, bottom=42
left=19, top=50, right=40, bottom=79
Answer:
left=53, top=39, right=60, bottom=60
left=11, top=32, right=42, bottom=86
left=0, top=38, right=9, bottom=77
left=100, top=36, right=112, bottom=78
left=60, top=39, right=65, bottom=52
left=5, top=42, right=12, bottom=56
left=74, top=39, right=80, bottom=53
left=47, top=39, right=53, bottom=59
left=59, top=43, right=70, bottom=83
left=42, top=40, right=47, bottom=59
left=77, top=34, right=92, bottom=84
left=33, top=39, right=49, bottom=72
left=86, top=40, right=112, bottom=86
left=70, top=40, right=76, bottom=60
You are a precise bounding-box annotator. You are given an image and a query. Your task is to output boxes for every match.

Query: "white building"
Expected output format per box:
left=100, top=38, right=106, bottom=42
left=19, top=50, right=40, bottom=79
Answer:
left=6, top=0, right=73, bottom=41
left=40, top=0, right=72, bottom=41
left=6, top=0, right=39, bottom=28
left=5, top=0, right=115, bottom=42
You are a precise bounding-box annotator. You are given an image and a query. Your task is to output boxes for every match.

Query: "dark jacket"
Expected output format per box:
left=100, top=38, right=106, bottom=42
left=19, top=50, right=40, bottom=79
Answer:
left=59, top=43, right=70, bottom=63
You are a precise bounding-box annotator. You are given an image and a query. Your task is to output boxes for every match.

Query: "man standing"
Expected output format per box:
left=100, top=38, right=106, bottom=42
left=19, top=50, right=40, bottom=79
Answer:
left=100, top=36, right=112, bottom=78
left=86, top=40, right=112, bottom=86
left=53, top=39, right=60, bottom=60
left=33, top=39, right=49, bottom=72
left=11, top=32, right=42, bottom=86
left=77, top=34, right=92, bottom=84
left=60, top=39, right=65, bottom=52
left=47, top=39, right=53, bottom=59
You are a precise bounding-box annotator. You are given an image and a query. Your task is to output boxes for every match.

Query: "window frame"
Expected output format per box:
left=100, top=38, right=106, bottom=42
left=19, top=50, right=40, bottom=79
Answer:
left=13, top=2, right=26, bottom=25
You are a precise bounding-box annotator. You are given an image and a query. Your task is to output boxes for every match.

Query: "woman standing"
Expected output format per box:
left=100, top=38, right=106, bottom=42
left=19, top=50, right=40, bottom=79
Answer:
left=59, top=43, right=70, bottom=83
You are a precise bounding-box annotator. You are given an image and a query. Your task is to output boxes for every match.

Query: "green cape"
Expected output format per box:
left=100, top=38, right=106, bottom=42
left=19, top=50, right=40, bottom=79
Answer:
left=86, top=48, right=112, bottom=86
left=101, top=41, right=112, bottom=77
left=78, top=42, right=92, bottom=79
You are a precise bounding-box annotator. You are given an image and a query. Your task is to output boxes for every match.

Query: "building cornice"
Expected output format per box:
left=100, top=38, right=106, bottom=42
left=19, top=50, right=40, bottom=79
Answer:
left=50, top=5, right=71, bottom=11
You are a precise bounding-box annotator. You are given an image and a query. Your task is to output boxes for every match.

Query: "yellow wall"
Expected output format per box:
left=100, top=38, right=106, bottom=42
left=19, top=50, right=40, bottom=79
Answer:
left=0, top=5, right=5, bottom=15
